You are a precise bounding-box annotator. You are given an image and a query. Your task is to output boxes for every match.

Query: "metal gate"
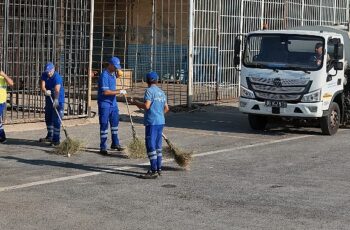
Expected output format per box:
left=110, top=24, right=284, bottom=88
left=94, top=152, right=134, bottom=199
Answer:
left=189, top=0, right=350, bottom=104
left=92, top=0, right=189, bottom=106
left=0, top=0, right=91, bottom=124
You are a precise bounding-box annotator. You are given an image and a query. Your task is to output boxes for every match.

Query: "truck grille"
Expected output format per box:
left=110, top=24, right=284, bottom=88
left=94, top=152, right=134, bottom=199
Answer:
left=251, top=85, right=305, bottom=94
left=250, top=77, right=309, bottom=86
left=248, top=77, right=311, bottom=102
left=255, top=92, right=301, bottom=101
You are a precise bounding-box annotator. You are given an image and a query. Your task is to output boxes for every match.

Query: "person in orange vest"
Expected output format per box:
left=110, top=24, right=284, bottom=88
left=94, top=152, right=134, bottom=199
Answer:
left=0, top=70, right=14, bottom=143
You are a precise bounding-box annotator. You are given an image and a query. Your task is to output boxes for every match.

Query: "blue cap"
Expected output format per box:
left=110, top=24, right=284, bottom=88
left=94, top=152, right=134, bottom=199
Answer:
left=146, top=71, right=159, bottom=81
left=44, top=62, right=55, bottom=73
left=108, top=57, right=122, bottom=69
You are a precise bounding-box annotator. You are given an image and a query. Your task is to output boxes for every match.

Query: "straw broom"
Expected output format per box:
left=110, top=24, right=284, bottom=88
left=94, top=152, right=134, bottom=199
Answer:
left=49, top=97, right=83, bottom=157
left=162, top=133, right=192, bottom=170
left=117, top=70, right=146, bottom=159
left=124, top=95, right=147, bottom=159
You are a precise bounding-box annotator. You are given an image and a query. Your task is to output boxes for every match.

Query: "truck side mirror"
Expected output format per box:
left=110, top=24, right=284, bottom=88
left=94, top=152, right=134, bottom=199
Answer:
left=334, top=43, right=344, bottom=60
left=234, top=37, right=242, bottom=67
left=334, top=61, right=344, bottom=71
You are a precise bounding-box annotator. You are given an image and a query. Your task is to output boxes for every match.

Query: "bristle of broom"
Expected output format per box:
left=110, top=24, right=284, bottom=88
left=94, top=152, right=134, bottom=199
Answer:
left=55, top=137, right=83, bottom=156
left=126, top=137, right=147, bottom=159
left=164, top=138, right=192, bottom=169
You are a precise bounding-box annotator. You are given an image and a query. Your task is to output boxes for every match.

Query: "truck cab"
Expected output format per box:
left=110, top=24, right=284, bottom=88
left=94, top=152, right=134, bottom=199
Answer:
left=235, top=28, right=347, bottom=135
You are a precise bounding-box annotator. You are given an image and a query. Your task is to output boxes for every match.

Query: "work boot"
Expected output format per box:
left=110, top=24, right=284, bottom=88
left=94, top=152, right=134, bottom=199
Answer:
left=39, top=137, right=52, bottom=143
left=0, top=137, right=7, bottom=144
left=157, top=170, right=162, bottom=177
left=111, top=144, right=126, bottom=151
left=99, top=149, right=109, bottom=156
left=139, top=170, right=158, bottom=179
left=51, top=141, right=60, bottom=147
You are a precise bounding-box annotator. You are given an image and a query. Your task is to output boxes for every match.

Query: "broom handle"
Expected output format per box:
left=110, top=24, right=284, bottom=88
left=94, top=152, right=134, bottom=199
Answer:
left=123, top=94, right=137, bottom=138
left=49, top=96, right=68, bottom=138
left=116, top=70, right=137, bottom=139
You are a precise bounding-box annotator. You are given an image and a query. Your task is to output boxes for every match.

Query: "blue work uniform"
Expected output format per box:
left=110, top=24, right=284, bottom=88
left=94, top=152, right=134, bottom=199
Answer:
left=144, top=85, right=167, bottom=172
left=41, top=71, right=65, bottom=143
left=98, top=69, right=120, bottom=150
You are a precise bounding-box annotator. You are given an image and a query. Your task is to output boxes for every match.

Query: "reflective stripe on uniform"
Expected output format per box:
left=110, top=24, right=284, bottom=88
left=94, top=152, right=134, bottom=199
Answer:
left=147, top=151, right=157, bottom=160
left=156, top=149, right=162, bottom=156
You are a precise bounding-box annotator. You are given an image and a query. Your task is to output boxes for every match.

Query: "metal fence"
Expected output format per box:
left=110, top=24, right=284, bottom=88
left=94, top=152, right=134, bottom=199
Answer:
left=0, top=0, right=91, bottom=124
left=92, top=0, right=189, bottom=106
left=188, top=0, right=350, bottom=104
left=1, top=0, right=350, bottom=124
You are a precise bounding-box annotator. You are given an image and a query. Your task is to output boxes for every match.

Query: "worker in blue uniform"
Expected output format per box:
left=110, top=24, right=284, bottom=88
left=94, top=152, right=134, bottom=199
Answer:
left=39, top=62, right=65, bottom=146
left=97, top=57, right=125, bottom=155
left=131, top=71, right=169, bottom=179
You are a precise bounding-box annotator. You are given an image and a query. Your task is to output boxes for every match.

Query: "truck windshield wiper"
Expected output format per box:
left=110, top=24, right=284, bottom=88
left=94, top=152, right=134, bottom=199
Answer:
left=286, top=66, right=311, bottom=74
left=252, top=63, right=280, bottom=72
left=252, top=63, right=267, bottom=68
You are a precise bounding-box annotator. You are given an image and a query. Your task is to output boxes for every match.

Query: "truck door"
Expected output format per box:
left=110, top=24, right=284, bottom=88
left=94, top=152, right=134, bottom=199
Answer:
left=324, top=38, right=344, bottom=98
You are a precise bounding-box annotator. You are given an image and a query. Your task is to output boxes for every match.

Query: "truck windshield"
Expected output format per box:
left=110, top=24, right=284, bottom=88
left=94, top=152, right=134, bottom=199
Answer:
left=243, top=34, right=325, bottom=71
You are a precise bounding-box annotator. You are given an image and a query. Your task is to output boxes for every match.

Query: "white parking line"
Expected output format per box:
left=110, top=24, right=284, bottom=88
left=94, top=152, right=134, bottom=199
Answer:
left=0, top=134, right=314, bottom=193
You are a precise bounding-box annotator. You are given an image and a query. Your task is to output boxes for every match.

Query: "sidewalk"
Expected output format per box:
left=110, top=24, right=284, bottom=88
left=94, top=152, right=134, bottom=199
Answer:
left=5, top=99, right=239, bottom=133
left=5, top=100, right=144, bottom=133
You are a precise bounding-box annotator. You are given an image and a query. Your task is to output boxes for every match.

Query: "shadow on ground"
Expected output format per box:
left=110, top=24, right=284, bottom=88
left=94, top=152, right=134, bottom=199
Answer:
left=0, top=156, right=144, bottom=179
left=119, top=103, right=324, bottom=137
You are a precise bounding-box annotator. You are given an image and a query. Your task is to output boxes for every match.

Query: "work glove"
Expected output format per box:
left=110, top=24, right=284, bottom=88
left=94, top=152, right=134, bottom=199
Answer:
left=53, top=99, right=59, bottom=108
left=45, top=90, right=51, bottom=96
left=120, top=89, right=127, bottom=95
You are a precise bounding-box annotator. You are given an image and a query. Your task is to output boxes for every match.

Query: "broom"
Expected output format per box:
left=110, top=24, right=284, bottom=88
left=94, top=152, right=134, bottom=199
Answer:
left=49, top=97, right=82, bottom=157
left=162, top=133, right=192, bottom=170
left=124, top=94, right=147, bottom=159
left=117, top=71, right=146, bottom=159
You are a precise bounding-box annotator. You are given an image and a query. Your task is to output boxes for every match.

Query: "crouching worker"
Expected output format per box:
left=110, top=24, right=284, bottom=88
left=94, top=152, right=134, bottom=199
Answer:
left=131, top=72, right=169, bottom=179
left=39, top=62, right=65, bottom=146
left=0, top=70, right=14, bottom=143
left=97, top=57, right=125, bottom=155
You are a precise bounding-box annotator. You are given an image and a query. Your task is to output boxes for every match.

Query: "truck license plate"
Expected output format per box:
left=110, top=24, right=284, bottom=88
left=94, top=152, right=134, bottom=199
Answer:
left=265, top=100, right=287, bottom=108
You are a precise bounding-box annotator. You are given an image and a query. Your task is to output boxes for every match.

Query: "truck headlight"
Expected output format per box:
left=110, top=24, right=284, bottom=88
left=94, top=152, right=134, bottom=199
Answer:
left=301, top=89, right=321, bottom=103
left=240, top=86, right=255, bottom=99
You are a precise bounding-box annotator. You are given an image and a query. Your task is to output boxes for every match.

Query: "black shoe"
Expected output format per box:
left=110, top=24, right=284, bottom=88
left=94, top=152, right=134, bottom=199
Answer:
left=157, top=170, right=162, bottom=176
left=39, top=137, right=52, bottom=143
left=51, top=142, right=60, bottom=147
left=111, top=144, right=126, bottom=151
left=139, top=170, right=158, bottom=179
left=0, top=138, right=7, bottom=144
left=99, top=150, right=109, bottom=155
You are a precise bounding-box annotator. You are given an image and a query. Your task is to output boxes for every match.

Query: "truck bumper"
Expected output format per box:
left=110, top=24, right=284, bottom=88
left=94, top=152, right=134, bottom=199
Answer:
left=239, top=97, right=323, bottom=118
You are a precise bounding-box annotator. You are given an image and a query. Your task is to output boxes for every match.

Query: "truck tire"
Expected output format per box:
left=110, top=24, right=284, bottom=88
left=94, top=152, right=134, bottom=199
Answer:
left=320, top=102, right=340, bottom=135
left=248, top=114, right=268, bottom=131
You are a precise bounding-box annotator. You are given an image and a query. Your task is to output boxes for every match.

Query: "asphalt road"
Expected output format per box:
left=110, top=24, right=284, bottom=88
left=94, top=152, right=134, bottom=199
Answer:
left=0, top=103, right=349, bottom=230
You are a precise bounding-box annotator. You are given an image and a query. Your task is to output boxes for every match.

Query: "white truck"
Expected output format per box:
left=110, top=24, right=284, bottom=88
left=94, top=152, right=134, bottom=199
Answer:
left=234, top=25, right=350, bottom=135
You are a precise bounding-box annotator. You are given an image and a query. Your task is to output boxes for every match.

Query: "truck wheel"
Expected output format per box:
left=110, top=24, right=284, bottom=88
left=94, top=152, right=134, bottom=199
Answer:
left=248, top=114, right=268, bottom=130
left=320, top=102, right=340, bottom=135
